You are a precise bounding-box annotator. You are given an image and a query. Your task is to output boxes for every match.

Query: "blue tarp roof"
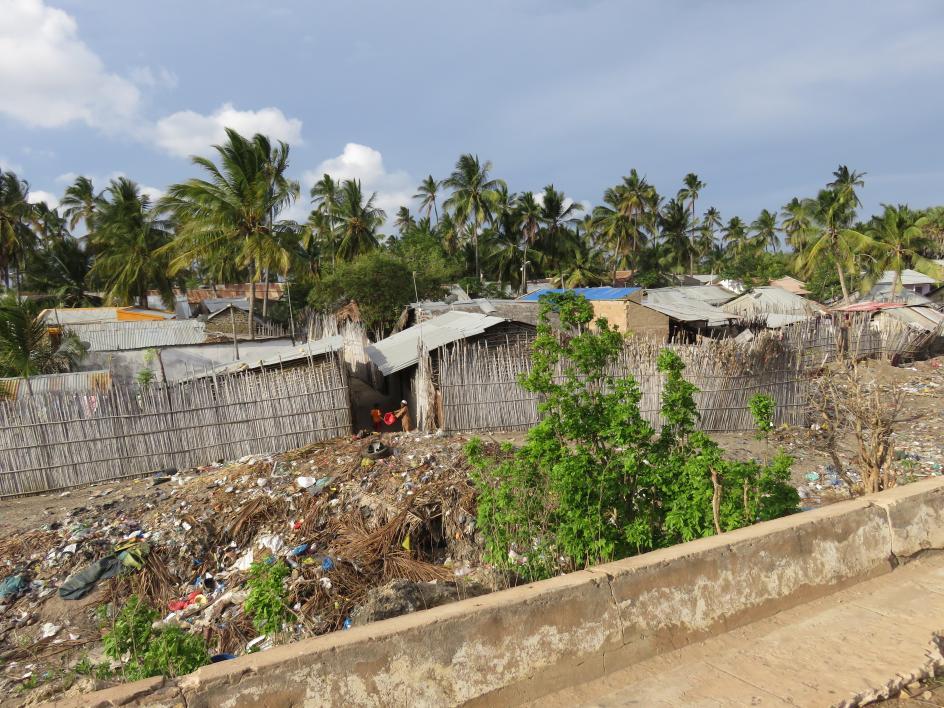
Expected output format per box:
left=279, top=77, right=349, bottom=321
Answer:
left=517, top=287, right=641, bottom=302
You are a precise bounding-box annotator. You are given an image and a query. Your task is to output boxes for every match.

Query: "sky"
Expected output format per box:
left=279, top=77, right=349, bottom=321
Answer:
left=2, top=0, right=944, bottom=226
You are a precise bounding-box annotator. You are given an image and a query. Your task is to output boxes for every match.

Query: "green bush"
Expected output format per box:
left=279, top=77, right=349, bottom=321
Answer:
left=469, top=292, right=799, bottom=580
left=102, top=595, right=208, bottom=681
left=244, top=560, right=291, bottom=635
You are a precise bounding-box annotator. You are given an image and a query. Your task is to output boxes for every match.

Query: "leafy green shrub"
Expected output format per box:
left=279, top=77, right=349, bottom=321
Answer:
left=103, top=595, right=156, bottom=662
left=469, top=291, right=799, bottom=580
left=244, top=560, right=291, bottom=635
left=102, top=595, right=208, bottom=681
left=749, top=393, right=776, bottom=439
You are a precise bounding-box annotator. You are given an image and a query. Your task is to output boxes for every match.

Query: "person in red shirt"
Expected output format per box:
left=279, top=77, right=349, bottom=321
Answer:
left=369, top=404, right=383, bottom=432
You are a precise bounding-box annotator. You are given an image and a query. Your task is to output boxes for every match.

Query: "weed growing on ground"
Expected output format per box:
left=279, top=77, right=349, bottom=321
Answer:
left=244, top=560, right=291, bottom=635
left=102, top=595, right=208, bottom=680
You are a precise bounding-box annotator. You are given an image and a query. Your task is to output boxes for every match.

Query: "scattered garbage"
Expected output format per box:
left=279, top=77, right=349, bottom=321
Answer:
left=0, top=430, right=486, bottom=703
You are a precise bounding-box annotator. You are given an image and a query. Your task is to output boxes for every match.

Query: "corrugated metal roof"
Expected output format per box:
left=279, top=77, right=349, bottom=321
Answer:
left=642, top=289, right=738, bottom=326
left=722, top=287, right=824, bottom=320
left=194, top=335, right=344, bottom=377
left=831, top=301, right=906, bottom=313
left=367, top=311, right=506, bottom=375
left=66, top=320, right=208, bottom=351
left=645, top=285, right=737, bottom=307
left=877, top=269, right=937, bottom=286
left=0, top=370, right=111, bottom=400
left=204, top=298, right=251, bottom=315
left=866, top=284, right=934, bottom=305
left=876, top=306, right=944, bottom=332
left=517, top=287, right=641, bottom=302
left=41, top=307, right=173, bottom=325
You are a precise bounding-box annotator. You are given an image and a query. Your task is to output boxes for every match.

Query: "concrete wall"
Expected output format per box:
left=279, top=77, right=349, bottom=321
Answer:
left=64, top=478, right=944, bottom=708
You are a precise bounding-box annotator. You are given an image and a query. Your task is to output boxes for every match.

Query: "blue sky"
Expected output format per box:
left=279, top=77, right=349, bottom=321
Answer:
left=2, top=0, right=944, bottom=225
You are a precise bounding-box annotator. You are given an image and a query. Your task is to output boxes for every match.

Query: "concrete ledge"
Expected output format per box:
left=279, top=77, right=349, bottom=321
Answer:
left=595, top=500, right=893, bottom=673
left=51, top=478, right=944, bottom=708
left=866, top=477, right=944, bottom=558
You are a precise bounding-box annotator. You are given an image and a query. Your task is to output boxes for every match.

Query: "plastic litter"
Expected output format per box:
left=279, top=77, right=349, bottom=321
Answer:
left=322, top=557, right=334, bottom=571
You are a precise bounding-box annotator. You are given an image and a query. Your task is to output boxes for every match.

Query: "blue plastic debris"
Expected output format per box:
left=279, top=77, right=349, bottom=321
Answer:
left=343, top=618, right=352, bottom=630
left=322, top=557, right=334, bottom=571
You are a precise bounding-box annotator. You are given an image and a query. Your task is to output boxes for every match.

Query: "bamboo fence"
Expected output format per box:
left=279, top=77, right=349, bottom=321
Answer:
left=0, top=357, right=351, bottom=497
left=778, top=311, right=940, bottom=367
left=436, top=333, right=808, bottom=433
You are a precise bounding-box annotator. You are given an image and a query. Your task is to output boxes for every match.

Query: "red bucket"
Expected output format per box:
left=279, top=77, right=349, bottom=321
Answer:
left=383, top=412, right=396, bottom=426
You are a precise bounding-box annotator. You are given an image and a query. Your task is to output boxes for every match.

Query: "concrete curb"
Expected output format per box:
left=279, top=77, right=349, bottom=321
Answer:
left=50, top=478, right=944, bottom=708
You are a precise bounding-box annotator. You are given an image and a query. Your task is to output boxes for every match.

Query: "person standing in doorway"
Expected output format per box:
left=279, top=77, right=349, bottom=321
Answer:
left=369, top=403, right=383, bottom=433
left=394, top=399, right=413, bottom=432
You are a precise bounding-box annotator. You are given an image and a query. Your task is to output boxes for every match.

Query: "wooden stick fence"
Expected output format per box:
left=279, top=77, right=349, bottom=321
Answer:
left=0, top=356, right=352, bottom=497
left=437, top=333, right=808, bottom=433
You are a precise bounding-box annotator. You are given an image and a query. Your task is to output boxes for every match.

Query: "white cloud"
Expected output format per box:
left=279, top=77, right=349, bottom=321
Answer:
left=302, top=143, right=414, bottom=218
left=129, top=65, right=178, bottom=90
left=153, top=103, right=303, bottom=158
left=0, top=157, right=25, bottom=174
left=27, top=189, right=58, bottom=209
left=0, top=0, right=140, bottom=130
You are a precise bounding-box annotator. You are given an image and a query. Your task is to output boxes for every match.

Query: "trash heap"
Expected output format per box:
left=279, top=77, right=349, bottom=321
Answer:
left=0, top=431, right=494, bottom=704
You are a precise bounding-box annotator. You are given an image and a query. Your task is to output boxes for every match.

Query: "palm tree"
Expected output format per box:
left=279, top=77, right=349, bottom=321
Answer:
left=160, top=128, right=300, bottom=338
left=793, top=187, right=871, bottom=301
left=60, top=176, right=99, bottom=232
left=443, top=154, right=505, bottom=281
left=334, top=179, right=385, bottom=260
left=677, top=173, right=705, bottom=273
left=413, top=175, right=442, bottom=222
left=828, top=165, right=866, bottom=211
left=517, top=191, right=542, bottom=294
left=781, top=197, right=814, bottom=253
left=24, top=234, right=91, bottom=307
left=695, top=207, right=722, bottom=269
left=0, top=297, right=87, bottom=389
left=0, top=171, right=36, bottom=292
left=658, top=198, right=692, bottom=273
left=536, top=185, right=583, bottom=278
left=862, top=204, right=944, bottom=296
left=751, top=209, right=780, bottom=252
left=88, top=177, right=174, bottom=307
left=309, top=174, right=340, bottom=266
left=394, top=206, right=416, bottom=236
left=553, top=239, right=607, bottom=288
left=722, top=216, right=750, bottom=256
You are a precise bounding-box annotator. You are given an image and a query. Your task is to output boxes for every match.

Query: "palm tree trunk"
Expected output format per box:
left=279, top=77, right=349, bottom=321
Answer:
left=262, top=270, right=269, bottom=320
left=521, top=242, right=529, bottom=296
left=690, top=200, right=696, bottom=274
left=248, top=269, right=257, bottom=340
left=473, top=220, right=481, bottom=282
left=836, top=261, right=849, bottom=302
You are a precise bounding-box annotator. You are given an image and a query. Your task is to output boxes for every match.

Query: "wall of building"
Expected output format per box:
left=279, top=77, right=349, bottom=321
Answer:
left=205, top=309, right=262, bottom=337
left=625, top=300, right=672, bottom=339
left=64, top=478, right=944, bottom=708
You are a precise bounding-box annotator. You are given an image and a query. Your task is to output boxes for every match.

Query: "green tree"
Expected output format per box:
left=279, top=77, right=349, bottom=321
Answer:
left=793, top=186, right=871, bottom=302
left=658, top=197, right=693, bottom=274
left=60, top=176, right=99, bottom=232
left=413, top=175, right=442, bottom=222
left=517, top=191, right=542, bottom=293
left=443, top=154, right=505, bottom=282
left=0, top=170, right=37, bottom=293
left=334, top=179, right=385, bottom=260
left=678, top=173, right=705, bottom=273
left=781, top=197, right=814, bottom=253
left=160, top=128, right=300, bottom=338
left=309, top=174, right=341, bottom=266
left=722, top=216, right=749, bottom=256
left=0, top=297, right=87, bottom=389
left=308, top=251, right=445, bottom=337
left=751, top=209, right=780, bottom=252
left=88, top=178, right=174, bottom=307
left=861, top=204, right=944, bottom=295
